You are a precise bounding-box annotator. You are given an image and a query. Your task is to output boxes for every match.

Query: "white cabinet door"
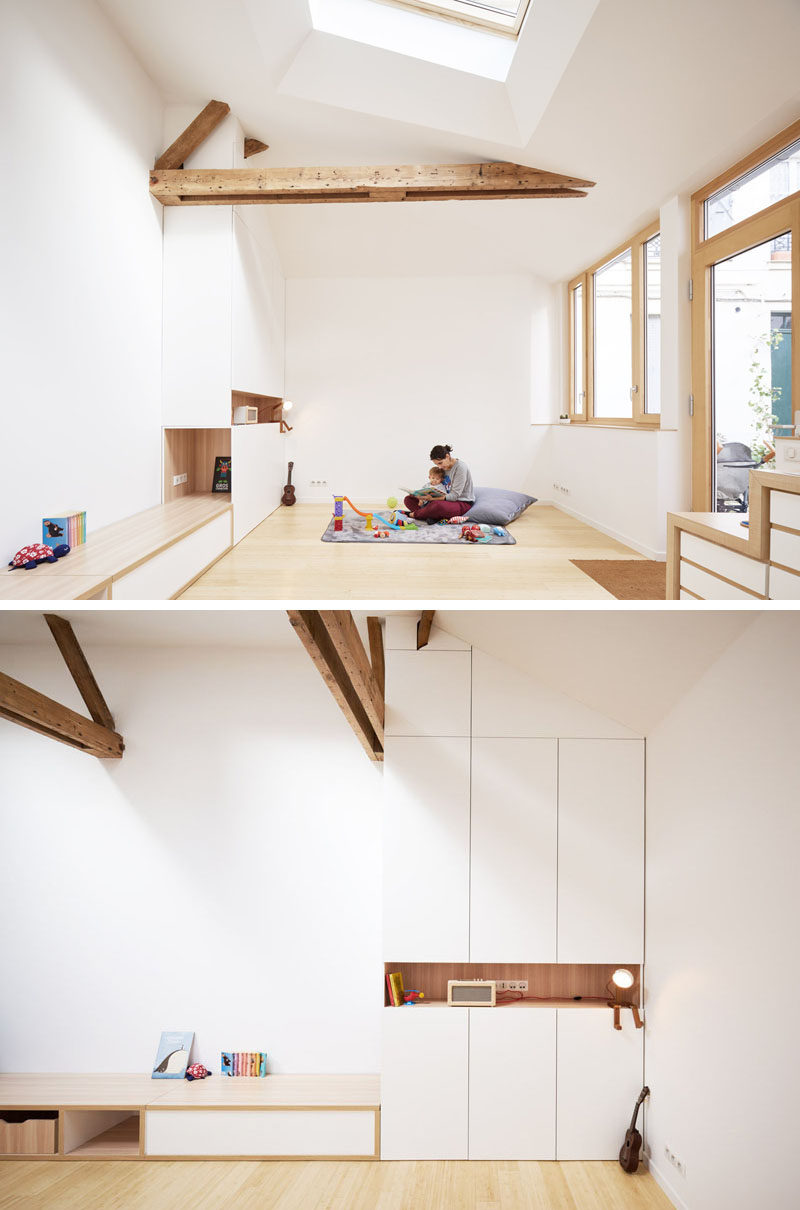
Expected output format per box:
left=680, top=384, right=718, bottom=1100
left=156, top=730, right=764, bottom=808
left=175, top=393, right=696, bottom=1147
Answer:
left=469, top=1008, right=556, bottom=1159
left=231, top=422, right=283, bottom=543
left=556, top=1008, right=643, bottom=1159
left=383, top=738, right=470, bottom=960
left=470, top=739, right=557, bottom=962
left=557, top=740, right=644, bottom=964
left=381, top=1008, right=468, bottom=1159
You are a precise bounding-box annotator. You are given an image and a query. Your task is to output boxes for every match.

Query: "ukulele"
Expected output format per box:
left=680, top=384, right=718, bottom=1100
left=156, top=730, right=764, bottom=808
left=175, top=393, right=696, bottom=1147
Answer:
left=281, top=461, right=296, bottom=506
left=618, top=1085, right=649, bottom=1173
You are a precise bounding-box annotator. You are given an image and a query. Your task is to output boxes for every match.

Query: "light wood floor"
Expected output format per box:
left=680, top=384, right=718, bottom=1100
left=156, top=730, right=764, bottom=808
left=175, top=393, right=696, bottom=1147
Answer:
left=0, top=1160, right=675, bottom=1210
left=180, top=504, right=645, bottom=601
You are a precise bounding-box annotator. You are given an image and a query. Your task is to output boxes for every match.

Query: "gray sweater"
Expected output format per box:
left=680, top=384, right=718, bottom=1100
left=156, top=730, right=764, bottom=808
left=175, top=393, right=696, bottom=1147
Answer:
left=444, top=459, right=475, bottom=503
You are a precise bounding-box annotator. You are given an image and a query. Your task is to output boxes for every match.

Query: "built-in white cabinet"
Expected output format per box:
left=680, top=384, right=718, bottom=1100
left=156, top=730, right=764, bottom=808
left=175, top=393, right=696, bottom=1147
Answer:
left=382, top=1006, right=642, bottom=1161
left=470, top=739, right=557, bottom=962
left=381, top=1007, right=469, bottom=1160
left=558, top=740, right=644, bottom=963
left=383, top=737, right=471, bottom=961
left=556, top=1008, right=643, bottom=1160
left=468, top=1007, right=556, bottom=1160
left=230, top=423, right=284, bottom=543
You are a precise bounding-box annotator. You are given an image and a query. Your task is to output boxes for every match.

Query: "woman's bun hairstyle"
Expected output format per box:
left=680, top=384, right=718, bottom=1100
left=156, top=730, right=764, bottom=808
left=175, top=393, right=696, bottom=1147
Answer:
left=430, top=444, right=452, bottom=460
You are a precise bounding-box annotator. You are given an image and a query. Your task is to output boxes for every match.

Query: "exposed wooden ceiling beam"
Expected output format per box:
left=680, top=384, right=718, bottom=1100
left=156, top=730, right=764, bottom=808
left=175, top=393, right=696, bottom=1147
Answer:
left=149, top=161, right=594, bottom=206
left=0, top=671, right=124, bottom=759
left=417, top=611, right=436, bottom=650
left=43, top=614, right=115, bottom=730
left=154, top=100, right=230, bottom=170
left=244, top=138, right=269, bottom=159
left=288, top=611, right=384, bottom=762
left=366, top=617, right=385, bottom=698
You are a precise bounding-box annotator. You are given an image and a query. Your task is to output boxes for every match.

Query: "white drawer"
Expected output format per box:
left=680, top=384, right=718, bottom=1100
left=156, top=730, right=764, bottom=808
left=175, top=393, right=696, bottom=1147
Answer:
left=680, top=561, right=760, bottom=601
left=768, top=564, right=800, bottom=601
left=680, top=532, right=766, bottom=596
left=770, top=490, right=800, bottom=531
left=111, top=512, right=231, bottom=600
left=770, top=527, right=800, bottom=574
left=145, top=1108, right=376, bottom=1157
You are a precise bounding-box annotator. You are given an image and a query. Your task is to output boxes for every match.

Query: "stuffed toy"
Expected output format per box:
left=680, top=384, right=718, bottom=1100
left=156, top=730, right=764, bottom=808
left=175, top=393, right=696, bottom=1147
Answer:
left=185, top=1063, right=212, bottom=1081
left=8, top=543, right=70, bottom=570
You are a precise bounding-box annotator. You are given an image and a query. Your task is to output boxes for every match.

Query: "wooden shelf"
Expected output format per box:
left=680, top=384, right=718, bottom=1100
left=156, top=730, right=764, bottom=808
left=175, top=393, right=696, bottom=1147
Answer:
left=231, top=390, right=283, bottom=426
left=66, top=1115, right=139, bottom=1158
left=164, top=428, right=232, bottom=502
left=384, top=962, right=641, bottom=1007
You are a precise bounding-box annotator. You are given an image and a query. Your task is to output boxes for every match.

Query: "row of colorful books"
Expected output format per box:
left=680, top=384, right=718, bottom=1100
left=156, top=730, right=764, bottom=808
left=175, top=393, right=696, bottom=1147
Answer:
left=221, top=1051, right=268, bottom=1077
left=42, top=511, right=86, bottom=549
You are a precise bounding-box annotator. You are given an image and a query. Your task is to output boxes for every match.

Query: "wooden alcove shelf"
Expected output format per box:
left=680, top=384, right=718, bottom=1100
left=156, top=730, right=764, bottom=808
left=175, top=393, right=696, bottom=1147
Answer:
left=383, top=961, right=641, bottom=1007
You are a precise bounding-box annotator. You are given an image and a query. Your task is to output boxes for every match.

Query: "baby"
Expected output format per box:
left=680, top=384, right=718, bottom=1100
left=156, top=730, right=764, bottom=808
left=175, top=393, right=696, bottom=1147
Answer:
left=410, top=465, right=447, bottom=500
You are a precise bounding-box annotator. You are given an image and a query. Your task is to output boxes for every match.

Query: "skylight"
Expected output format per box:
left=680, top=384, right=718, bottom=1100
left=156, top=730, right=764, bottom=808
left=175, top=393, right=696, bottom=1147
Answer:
left=377, top=0, right=532, bottom=37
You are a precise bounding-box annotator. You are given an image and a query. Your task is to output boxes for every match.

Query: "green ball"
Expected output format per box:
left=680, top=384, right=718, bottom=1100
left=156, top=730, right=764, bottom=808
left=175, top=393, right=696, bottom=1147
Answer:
left=386, top=496, right=398, bottom=509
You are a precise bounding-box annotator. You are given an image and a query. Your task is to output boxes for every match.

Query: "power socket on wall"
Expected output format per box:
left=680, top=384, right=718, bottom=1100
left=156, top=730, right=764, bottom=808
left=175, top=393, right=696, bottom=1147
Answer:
left=552, top=482, right=570, bottom=496
left=664, top=1145, right=686, bottom=1177
left=496, top=980, right=528, bottom=991
left=309, top=479, right=328, bottom=486
left=172, top=472, right=188, bottom=486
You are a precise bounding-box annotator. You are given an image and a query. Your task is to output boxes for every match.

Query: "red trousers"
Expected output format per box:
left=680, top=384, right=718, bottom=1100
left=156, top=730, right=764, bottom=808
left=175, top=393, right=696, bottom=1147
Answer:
left=403, top=496, right=471, bottom=522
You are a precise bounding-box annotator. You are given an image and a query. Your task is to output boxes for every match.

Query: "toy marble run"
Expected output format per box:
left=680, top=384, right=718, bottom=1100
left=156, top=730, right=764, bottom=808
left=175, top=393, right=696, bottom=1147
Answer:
left=332, top=495, right=418, bottom=534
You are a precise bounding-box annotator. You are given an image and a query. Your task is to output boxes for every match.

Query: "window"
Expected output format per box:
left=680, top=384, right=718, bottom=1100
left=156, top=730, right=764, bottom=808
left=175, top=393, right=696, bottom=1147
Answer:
left=690, top=119, right=800, bottom=510
left=567, top=221, right=661, bottom=427
left=376, top=0, right=532, bottom=36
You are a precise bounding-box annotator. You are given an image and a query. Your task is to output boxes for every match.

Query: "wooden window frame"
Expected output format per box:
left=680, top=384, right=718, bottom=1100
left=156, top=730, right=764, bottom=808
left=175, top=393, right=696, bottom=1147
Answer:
left=567, top=220, right=661, bottom=428
left=373, top=0, right=532, bottom=38
left=690, top=119, right=800, bottom=510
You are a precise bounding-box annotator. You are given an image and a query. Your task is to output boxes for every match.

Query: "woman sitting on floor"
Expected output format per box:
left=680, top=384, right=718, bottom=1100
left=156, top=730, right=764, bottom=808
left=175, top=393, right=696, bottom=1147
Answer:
left=403, top=444, right=475, bottom=524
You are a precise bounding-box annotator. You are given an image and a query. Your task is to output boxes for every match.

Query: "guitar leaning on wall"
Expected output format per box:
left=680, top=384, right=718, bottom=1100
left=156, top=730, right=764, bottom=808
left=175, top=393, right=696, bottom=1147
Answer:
left=619, top=1085, right=650, bottom=1173
left=281, top=461, right=296, bottom=506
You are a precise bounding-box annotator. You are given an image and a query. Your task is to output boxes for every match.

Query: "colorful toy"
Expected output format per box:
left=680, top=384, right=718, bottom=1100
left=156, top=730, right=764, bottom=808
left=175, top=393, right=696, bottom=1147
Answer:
left=460, top=524, right=495, bottom=544
left=332, top=495, right=418, bottom=533
left=185, top=1063, right=212, bottom=1081
left=8, top=542, right=70, bottom=570
left=403, top=990, right=425, bottom=1005
left=373, top=529, right=389, bottom=538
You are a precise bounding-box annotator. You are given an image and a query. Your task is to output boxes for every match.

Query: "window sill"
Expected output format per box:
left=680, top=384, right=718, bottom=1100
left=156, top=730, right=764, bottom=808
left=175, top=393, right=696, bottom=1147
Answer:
left=562, top=420, right=661, bottom=431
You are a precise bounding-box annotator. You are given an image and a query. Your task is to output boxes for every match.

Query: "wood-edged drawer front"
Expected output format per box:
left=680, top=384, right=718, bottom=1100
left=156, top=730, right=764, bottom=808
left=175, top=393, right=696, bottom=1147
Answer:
left=768, top=565, right=800, bottom=600
left=0, top=1115, right=57, bottom=1155
left=680, top=533, right=766, bottom=596
left=680, top=561, right=760, bottom=601
left=770, top=527, right=800, bottom=573
left=770, top=489, right=800, bottom=531
left=110, top=512, right=231, bottom=600
left=145, top=1108, right=376, bottom=1157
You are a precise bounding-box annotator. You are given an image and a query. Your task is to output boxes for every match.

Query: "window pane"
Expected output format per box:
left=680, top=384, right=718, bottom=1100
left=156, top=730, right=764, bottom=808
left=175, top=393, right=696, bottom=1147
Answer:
left=593, top=249, right=632, bottom=418
left=573, top=284, right=584, bottom=414
left=711, top=232, right=792, bottom=512
left=705, top=137, right=800, bottom=238
left=644, top=234, right=661, bottom=414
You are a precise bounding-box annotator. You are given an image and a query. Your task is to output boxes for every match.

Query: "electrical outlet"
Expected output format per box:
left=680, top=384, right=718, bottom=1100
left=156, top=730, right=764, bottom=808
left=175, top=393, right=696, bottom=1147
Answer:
left=664, top=1146, right=686, bottom=1176
left=497, top=980, right=528, bottom=992
left=309, top=479, right=328, bottom=486
left=172, top=472, right=188, bottom=486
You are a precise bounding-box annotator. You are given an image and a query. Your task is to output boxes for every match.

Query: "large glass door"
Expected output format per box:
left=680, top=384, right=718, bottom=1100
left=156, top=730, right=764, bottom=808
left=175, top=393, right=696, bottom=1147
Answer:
left=711, top=233, right=792, bottom=511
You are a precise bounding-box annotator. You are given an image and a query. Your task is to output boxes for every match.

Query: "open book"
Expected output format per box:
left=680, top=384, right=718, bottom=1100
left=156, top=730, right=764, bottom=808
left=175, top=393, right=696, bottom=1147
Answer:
left=400, top=486, right=445, bottom=499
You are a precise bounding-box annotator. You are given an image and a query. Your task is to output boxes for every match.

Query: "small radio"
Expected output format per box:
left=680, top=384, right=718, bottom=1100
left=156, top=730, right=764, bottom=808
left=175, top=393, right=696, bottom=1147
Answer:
left=447, top=980, right=496, bottom=1007
left=233, top=405, right=259, bottom=425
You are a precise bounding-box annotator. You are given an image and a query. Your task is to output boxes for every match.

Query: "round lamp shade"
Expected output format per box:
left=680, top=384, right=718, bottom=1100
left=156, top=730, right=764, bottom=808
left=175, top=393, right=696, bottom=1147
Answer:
left=611, top=967, right=635, bottom=989
left=282, top=399, right=294, bottom=411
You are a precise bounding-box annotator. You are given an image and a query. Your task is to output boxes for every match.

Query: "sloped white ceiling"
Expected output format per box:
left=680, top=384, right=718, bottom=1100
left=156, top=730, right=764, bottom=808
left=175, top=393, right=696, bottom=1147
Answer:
left=98, top=0, right=800, bottom=280
left=0, top=609, right=760, bottom=737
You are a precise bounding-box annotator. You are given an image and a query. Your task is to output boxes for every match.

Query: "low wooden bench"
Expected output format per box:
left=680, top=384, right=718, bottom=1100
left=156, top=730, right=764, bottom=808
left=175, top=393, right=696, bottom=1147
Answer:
left=0, top=496, right=232, bottom=602
left=0, top=1073, right=380, bottom=1161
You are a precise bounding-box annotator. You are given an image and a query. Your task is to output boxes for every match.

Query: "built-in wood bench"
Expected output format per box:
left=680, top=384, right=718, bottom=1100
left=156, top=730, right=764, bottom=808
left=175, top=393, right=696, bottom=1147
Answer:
left=0, top=496, right=232, bottom=602
left=0, top=1073, right=380, bottom=1160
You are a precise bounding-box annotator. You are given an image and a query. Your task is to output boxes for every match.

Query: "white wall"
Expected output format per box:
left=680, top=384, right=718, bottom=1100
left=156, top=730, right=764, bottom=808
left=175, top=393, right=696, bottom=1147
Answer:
left=645, top=612, right=800, bottom=1210
left=0, top=641, right=382, bottom=1074
left=162, top=111, right=286, bottom=429
left=284, top=275, right=541, bottom=502
left=0, top=0, right=164, bottom=559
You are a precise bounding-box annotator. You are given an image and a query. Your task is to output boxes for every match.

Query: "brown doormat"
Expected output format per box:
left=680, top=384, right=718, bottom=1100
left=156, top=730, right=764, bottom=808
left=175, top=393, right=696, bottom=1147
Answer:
left=571, top=559, right=667, bottom=600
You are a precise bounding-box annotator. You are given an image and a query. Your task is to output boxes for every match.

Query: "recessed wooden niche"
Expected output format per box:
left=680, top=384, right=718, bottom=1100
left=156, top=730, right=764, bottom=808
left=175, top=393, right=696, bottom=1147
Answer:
left=163, top=428, right=231, bottom=502
left=383, top=962, right=641, bottom=1007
